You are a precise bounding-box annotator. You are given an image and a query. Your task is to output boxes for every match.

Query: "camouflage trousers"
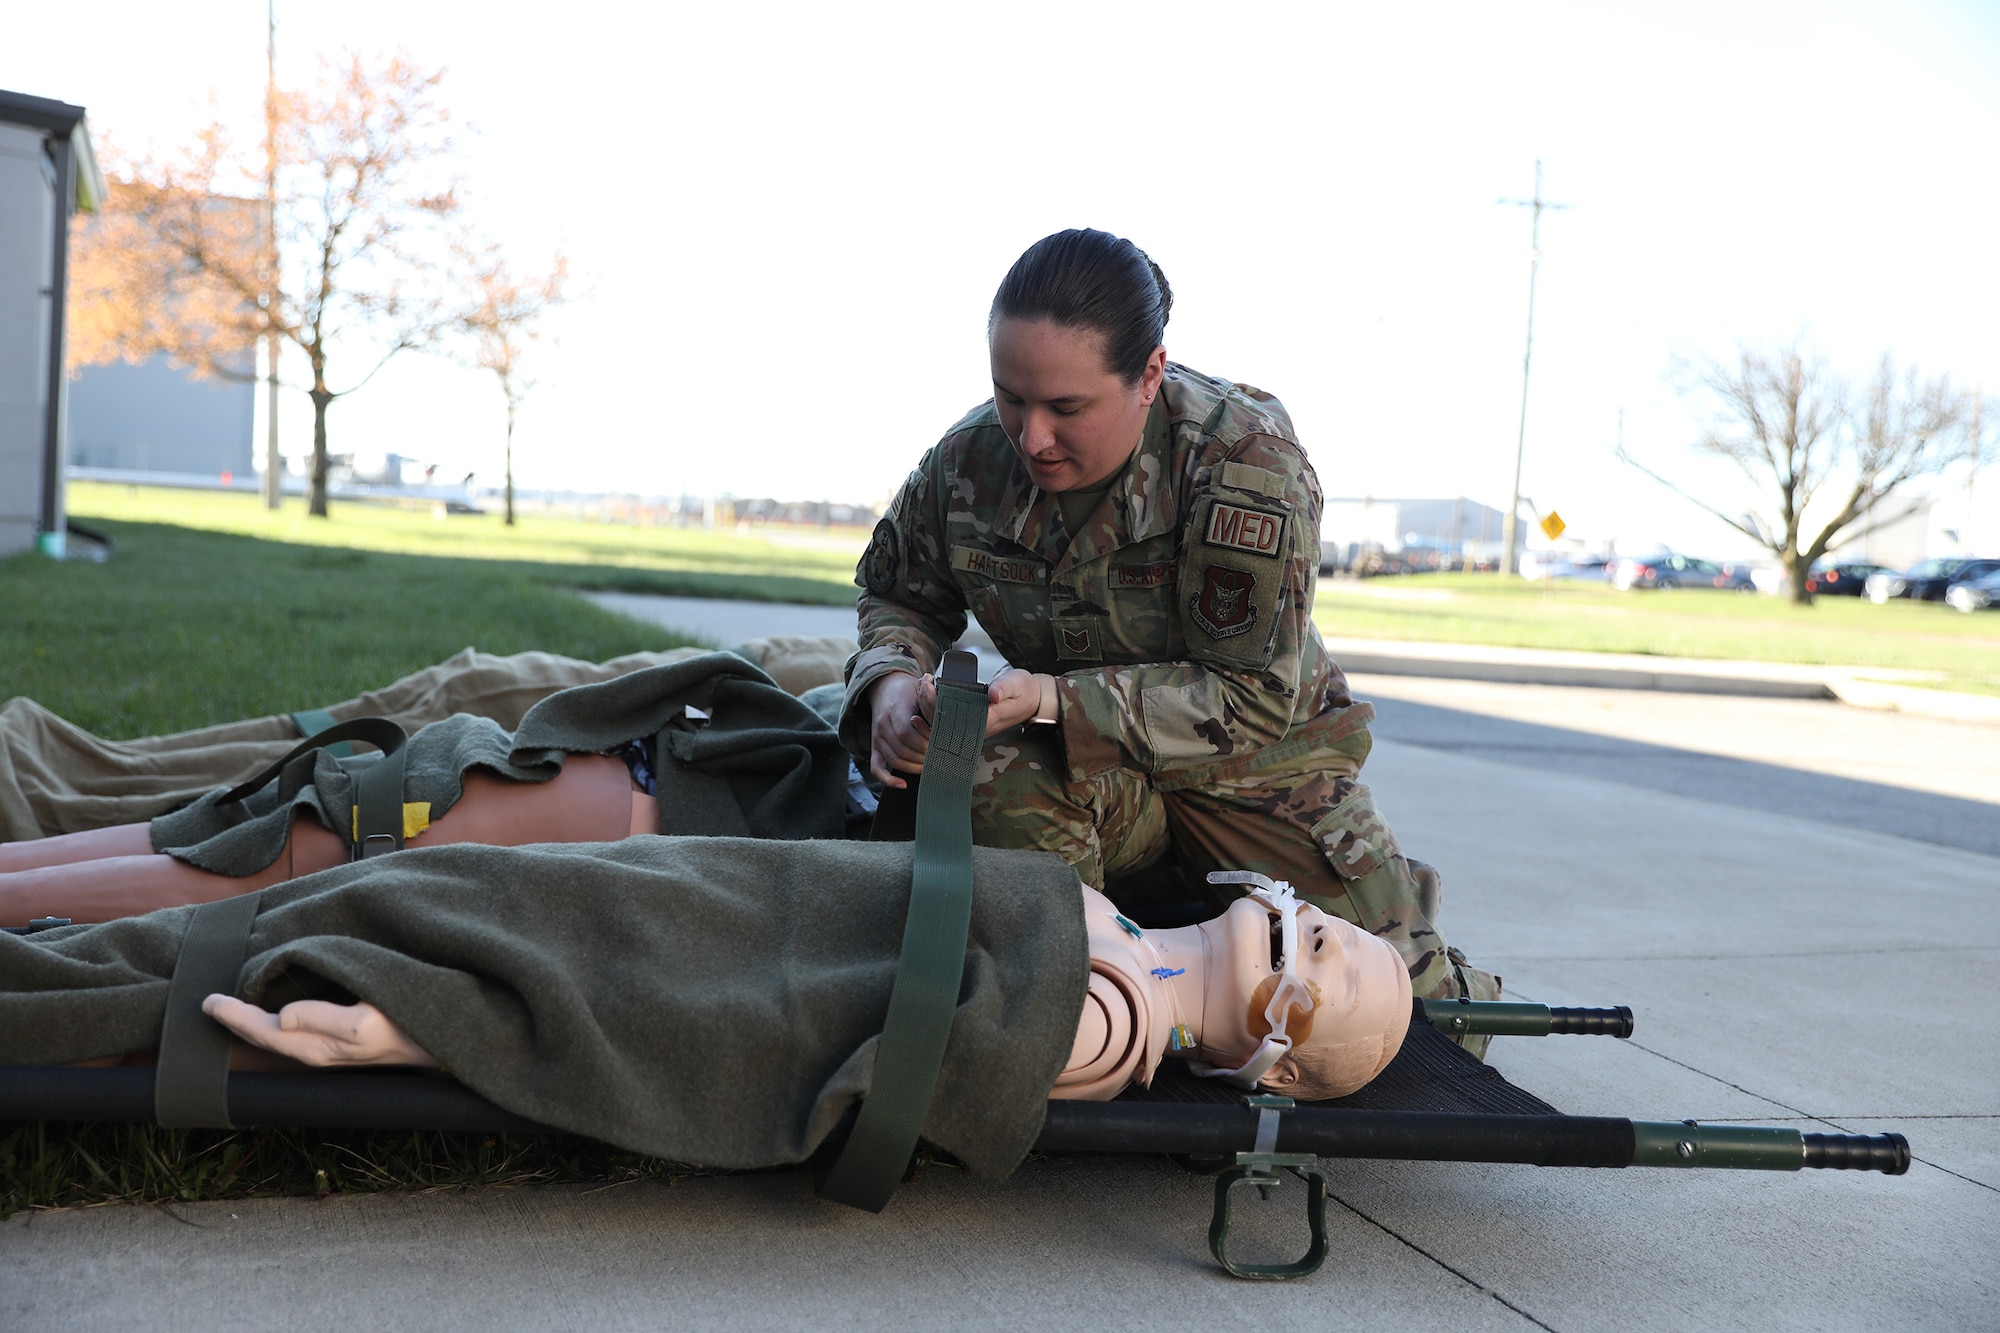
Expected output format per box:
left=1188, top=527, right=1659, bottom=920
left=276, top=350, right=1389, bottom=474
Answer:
left=968, top=704, right=1499, bottom=1012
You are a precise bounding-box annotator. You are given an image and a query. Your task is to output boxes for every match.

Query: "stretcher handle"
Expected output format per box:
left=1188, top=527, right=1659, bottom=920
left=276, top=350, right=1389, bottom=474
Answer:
left=1417, top=998, right=1634, bottom=1039
left=1804, top=1132, right=1910, bottom=1173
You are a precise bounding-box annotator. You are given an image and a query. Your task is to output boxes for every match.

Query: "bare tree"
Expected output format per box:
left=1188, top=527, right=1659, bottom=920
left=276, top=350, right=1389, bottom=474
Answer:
left=1620, top=343, right=1988, bottom=603
left=68, top=53, right=464, bottom=517
left=455, top=244, right=568, bottom=526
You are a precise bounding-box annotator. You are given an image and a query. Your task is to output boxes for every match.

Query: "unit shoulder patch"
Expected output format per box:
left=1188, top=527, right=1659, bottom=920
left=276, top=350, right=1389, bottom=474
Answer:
left=858, top=518, right=901, bottom=595
left=1201, top=500, right=1287, bottom=559
left=1189, top=566, right=1259, bottom=639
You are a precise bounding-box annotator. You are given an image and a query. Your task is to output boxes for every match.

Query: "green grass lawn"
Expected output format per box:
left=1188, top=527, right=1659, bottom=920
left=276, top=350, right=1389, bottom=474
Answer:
left=1314, top=574, right=2000, bottom=697
left=1, top=517, right=708, bottom=738
left=69, top=482, right=866, bottom=606
left=2, top=504, right=813, bottom=1217
left=8, top=486, right=865, bottom=738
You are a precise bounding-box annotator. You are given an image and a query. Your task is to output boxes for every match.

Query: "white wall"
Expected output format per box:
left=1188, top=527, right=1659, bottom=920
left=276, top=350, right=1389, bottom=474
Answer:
left=0, top=121, right=52, bottom=558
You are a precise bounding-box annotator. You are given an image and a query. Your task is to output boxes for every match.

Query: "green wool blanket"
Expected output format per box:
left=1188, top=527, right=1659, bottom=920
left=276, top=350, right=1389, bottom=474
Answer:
left=151, top=653, right=851, bottom=877
left=0, top=837, right=1088, bottom=1176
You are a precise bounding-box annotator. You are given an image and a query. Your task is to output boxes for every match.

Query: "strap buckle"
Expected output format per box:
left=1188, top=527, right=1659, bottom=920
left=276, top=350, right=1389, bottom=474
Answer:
left=1206, top=1094, right=1331, bottom=1281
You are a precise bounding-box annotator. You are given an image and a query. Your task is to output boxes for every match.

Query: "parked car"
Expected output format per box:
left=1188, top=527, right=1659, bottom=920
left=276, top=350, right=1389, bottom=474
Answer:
left=1944, top=569, right=2000, bottom=613
left=1518, top=554, right=1612, bottom=581
left=1866, top=557, right=2000, bottom=603
left=1612, top=554, right=1757, bottom=591
left=1804, top=561, right=1890, bottom=596
left=1560, top=556, right=1613, bottom=582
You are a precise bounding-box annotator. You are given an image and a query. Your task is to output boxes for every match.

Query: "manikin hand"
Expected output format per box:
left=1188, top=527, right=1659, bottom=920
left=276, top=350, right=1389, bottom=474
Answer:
left=201, top=993, right=440, bottom=1069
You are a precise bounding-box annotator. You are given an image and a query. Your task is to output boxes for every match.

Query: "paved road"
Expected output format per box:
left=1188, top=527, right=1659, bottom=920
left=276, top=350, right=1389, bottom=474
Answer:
left=1353, top=674, right=2000, bottom=858
left=588, top=591, right=2000, bottom=857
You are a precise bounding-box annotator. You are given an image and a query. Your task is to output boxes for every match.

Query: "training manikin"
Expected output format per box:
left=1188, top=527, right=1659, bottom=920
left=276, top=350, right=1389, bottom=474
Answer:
left=0, top=752, right=656, bottom=923
left=0, top=654, right=850, bottom=926
left=201, top=874, right=1412, bottom=1104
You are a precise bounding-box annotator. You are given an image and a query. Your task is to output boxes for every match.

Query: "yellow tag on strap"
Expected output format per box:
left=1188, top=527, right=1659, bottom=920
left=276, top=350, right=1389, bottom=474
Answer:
left=351, top=802, right=432, bottom=843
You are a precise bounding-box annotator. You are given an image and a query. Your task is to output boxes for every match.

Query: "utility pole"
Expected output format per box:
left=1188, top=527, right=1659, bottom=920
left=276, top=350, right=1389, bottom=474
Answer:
left=1497, top=160, right=1569, bottom=576
left=260, top=0, right=282, bottom=510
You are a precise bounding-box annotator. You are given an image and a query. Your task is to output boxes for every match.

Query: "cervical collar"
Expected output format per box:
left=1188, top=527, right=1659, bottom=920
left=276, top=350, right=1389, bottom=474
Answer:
left=1194, top=870, right=1318, bottom=1090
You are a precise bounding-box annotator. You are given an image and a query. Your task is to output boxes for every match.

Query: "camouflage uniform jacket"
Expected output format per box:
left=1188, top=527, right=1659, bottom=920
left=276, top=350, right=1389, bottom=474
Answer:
left=842, top=363, right=1358, bottom=784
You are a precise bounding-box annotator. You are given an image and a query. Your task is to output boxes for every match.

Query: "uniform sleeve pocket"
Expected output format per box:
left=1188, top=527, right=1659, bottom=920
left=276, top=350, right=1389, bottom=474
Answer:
left=1178, top=494, right=1287, bottom=670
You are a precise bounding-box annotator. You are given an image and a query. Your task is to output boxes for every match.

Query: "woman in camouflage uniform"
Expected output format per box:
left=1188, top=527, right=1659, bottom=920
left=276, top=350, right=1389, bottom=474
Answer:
left=840, top=229, right=1494, bottom=1007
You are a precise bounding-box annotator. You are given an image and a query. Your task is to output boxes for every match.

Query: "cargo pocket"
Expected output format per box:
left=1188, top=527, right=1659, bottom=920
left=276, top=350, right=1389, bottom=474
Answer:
left=1307, top=784, right=1451, bottom=1001
left=1439, top=945, right=1504, bottom=1061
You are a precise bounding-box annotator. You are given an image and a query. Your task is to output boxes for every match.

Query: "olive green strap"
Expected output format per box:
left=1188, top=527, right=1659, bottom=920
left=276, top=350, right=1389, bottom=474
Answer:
left=222, top=718, right=409, bottom=860
left=154, top=892, right=262, bottom=1128
left=289, top=709, right=353, bottom=758
left=818, top=650, right=987, bottom=1212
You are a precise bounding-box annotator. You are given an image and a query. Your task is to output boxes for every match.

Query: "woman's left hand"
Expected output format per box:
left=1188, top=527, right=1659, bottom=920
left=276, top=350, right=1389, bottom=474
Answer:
left=984, top=668, right=1050, bottom=736
left=914, top=667, right=1049, bottom=737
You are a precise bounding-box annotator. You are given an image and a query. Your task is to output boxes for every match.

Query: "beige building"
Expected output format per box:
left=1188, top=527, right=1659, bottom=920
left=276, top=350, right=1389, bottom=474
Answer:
left=0, top=89, right=104, bottom=559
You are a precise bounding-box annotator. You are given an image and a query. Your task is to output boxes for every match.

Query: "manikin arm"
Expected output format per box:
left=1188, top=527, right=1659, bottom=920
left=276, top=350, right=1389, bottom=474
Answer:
left=202, top=994, right=439, bottom=1069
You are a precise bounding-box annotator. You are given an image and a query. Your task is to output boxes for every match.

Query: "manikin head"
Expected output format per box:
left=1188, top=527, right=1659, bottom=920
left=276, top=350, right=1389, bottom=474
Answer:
left=1058, top=880, right=1411, bottom=1102
left=1192, top=884, right=1412, bottom=1100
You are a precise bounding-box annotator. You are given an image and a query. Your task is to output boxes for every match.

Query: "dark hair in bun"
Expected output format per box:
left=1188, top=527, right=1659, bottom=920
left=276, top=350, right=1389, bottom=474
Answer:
left=989, top=229, right=1172, bottom=385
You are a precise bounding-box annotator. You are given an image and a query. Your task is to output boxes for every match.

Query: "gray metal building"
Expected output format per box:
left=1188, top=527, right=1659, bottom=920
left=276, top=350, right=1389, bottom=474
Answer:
left=1319, top=495, right=1518, bottom=571
left=68, top=353, right=255, bottom=478
left=0, top=89, right=105, bottom=559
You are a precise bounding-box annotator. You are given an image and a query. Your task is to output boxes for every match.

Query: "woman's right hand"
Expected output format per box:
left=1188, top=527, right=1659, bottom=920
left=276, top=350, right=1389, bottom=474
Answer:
left=867, top=672, right=933, bottom=789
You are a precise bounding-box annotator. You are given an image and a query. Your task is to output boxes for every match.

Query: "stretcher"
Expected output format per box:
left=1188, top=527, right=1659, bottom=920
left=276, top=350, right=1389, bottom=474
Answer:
left=0, top=653, right=1910, bottom=1280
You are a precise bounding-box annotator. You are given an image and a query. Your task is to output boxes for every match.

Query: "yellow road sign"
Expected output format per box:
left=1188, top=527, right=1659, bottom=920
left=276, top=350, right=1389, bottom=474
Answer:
left=1539, top=511, right=1567, bottom=540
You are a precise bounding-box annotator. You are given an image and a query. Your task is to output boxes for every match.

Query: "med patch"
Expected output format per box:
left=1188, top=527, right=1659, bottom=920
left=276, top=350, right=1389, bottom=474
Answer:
left=1202, top=501, right=1286, bottom=559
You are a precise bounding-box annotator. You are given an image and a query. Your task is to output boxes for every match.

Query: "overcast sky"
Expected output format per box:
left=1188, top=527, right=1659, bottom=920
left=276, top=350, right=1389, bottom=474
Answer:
left=7, top=1, right=1997, bottom=554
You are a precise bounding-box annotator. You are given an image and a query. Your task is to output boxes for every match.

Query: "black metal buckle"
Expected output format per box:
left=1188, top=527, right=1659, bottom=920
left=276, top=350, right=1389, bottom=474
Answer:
left=1206, top=1094, right=1331, bottom=1280
left=3, top=916, right=74, bottom=936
